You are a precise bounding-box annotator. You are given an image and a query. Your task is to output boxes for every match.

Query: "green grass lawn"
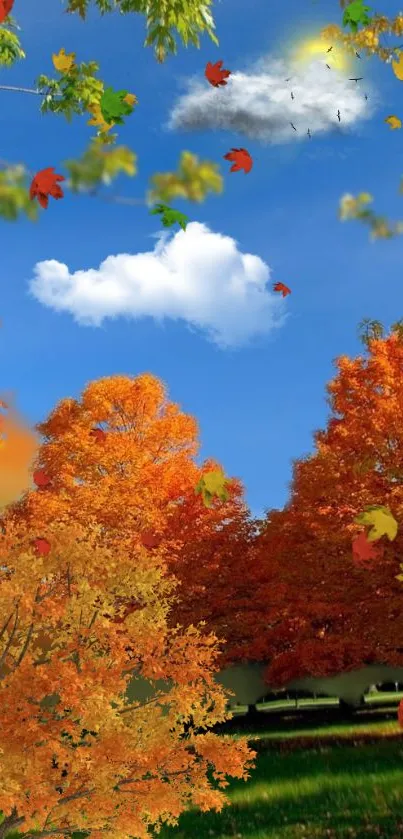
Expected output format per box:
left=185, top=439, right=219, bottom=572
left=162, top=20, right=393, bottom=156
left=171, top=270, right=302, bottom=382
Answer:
left=2, top=699, right=403, bottom=839
left=157, top=709, right=403, bottom=839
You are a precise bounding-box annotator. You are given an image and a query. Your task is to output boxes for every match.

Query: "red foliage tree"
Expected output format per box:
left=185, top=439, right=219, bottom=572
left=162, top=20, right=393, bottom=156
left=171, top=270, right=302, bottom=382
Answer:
left=244, top=332, right=403, bottom=689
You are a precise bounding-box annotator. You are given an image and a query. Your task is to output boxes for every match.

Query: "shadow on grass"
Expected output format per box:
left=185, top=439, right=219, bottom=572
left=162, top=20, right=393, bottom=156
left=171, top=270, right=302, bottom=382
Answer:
left=157, top=739, right=403, bottom=839
left=213, top=704, right=401, bottom=738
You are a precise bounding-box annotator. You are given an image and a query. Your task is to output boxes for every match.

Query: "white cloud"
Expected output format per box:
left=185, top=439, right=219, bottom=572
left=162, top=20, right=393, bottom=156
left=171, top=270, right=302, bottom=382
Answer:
left=168, top=57, right=374, bottom=142
left=29, top=222, right=287, bottom=349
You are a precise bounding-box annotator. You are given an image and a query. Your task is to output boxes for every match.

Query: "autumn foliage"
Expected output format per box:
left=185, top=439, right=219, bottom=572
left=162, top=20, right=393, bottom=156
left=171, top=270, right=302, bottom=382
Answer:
left=249, top=333, right=403, bottom=688
left=0, top=374, right=256, bottom=839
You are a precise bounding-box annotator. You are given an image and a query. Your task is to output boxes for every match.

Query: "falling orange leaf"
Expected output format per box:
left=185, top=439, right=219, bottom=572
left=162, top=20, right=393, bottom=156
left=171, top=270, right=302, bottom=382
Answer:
left=29, top=168, right=65, bottom=209
left=385, top=114, right=402, bottom=129
left=33, top=537, right=51, bottom=557
left=90, top=428, right=106, bottom=443
left=140, top=530, right=162, bottom=549
left=223, top=148, right=253, bottom=174
left=0, top=0, right=14, bottom=24
left=352, top=531, right=383, bottom=564
left=273, top=282, right=291, bottom=297
left=33, top=469, right=52, bottom=489
left=0, top=397, right=39, bottom=509
left=205, top=60, right=231, bottom=87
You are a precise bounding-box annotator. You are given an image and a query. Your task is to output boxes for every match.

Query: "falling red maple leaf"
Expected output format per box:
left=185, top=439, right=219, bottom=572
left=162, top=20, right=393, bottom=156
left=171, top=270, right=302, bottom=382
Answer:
left=33, top=537, right=51, bottom=557
left=140, top=530, right=162, bottom=549
left=352, top=531, right=383, bottom=564
left=273, top=282, right=291, bottom=297
left=0, top=0, right=14, bottom=24
left=90, top=428, right=106, bottom=443
left=205, top=60, right=231, bottom=87
left=29, top=167, right=65, bottom=209
left=223, top=148, right=253, bottom=174
left=33, top=468, right=52, bottom=489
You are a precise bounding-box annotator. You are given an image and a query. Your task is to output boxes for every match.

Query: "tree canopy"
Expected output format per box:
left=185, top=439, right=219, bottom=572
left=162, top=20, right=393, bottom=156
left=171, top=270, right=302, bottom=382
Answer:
left=0, top=374, right=256, bottom=839
left=249, top=329, right=403, bottom=687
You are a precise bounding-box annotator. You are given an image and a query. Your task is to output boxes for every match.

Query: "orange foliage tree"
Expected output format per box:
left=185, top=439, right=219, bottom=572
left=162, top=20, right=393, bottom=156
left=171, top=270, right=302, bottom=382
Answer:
left=8, top=373, right=258, bottom=669
left=0, top=374, right=256, bottom=839
left=248, top=330, right=403, bottom=689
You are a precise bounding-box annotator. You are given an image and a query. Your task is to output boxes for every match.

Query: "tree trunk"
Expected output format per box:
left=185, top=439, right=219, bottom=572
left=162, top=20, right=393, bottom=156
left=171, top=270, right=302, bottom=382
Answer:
left=339, top=695, right=365, bottom=716
left=244, top=703, right=260, bottom=721
left=0, top=809, right=26, bottom=839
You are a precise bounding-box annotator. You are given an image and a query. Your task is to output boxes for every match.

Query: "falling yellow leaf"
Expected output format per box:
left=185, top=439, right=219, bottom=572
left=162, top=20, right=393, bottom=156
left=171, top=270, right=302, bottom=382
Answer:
left=354, top=505, right=398, bottom=542
left=87, top=103, right=114, bottom=134
left=52, top=48, right=76, bottom=75
left=385, top=114, right=402, bottom=129
left=195, top=469, right=229, bottom=508
left=123, top=93, right=138, bottom=107
left=392, top=53, right=403, bottom=81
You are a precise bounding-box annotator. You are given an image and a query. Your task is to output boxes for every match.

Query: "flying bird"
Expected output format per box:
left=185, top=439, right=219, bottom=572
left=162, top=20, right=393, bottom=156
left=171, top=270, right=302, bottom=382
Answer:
left=326, top=64, right=331, bottom=69
left=285, top=77, right=292, bottom=82
left=349, top=77, right=363, bottom=82
left=290, top=122, right=297, bottom=131
left=291, top=91, right=294, bottom=99
left=307, top=128, right=312, bottom=139
left=327, top=46, right=333, bottom=53
left=364, top=93, right=368, bottom=100
left=355, top=51, right=361, bottom=58
left=337, top=109, right=341, bottom=122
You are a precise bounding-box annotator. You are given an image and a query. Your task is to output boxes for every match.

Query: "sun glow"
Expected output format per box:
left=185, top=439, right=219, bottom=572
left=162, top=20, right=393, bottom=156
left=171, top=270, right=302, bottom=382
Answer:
left=292, top=36, right=352, bottom=73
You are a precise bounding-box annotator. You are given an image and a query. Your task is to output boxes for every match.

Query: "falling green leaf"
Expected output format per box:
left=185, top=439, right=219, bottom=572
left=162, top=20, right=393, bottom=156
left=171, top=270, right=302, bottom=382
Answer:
left=195, top=469, right=229, bottom=508
left=0, top=164, right=38, bottom=221
left=150, top=203, right=189, bottom=231
left=342, top=0, right=372, bottom=32
left=64, top=141, right=137, bottom=192
left=148, top=151, right=223, bottom=205
left=99, top=87, right=134, bottom=125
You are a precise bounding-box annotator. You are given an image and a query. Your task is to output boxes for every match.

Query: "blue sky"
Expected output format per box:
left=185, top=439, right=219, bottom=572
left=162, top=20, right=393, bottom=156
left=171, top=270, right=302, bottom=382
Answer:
left=1, top=0, right=403, bottom=518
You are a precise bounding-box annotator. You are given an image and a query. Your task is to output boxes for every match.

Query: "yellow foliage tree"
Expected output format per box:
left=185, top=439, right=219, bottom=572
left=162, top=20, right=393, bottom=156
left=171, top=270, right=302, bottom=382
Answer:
left=0, top=375, right=256, bottom=839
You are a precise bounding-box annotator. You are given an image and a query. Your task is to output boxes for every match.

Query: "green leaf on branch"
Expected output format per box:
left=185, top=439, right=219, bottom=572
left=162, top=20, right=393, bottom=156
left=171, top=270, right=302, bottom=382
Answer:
left=0, top=26, right=25, bottom=65
left=64, top=141, right=137, bottom=192
left=148, top=151, right=223, bottom=204
left=65, top=0, right=218, bottom=62
left=36, top=60, right=104, bottom=121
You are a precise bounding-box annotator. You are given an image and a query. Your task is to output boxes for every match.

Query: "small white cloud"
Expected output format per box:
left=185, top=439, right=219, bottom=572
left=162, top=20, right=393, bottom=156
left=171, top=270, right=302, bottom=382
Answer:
left=29, top=222, right=286, bottom=349
left=168, top=56, right=374, bottom=142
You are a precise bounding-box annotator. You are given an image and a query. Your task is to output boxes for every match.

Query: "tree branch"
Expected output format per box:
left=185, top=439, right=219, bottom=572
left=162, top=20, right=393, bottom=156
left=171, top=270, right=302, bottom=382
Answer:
left=0, top=769, right=195, bottom=839
left=118, top=694, right=165, bottom=715
left=0, top=611, right=15, bottom=642
left=15, top=621, right=34, bottom=667
left=0, top=604, right=19, bottom=671
left=0, top=809, right=26, bottom=839
left=0, top=85, right=43, bottom=95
